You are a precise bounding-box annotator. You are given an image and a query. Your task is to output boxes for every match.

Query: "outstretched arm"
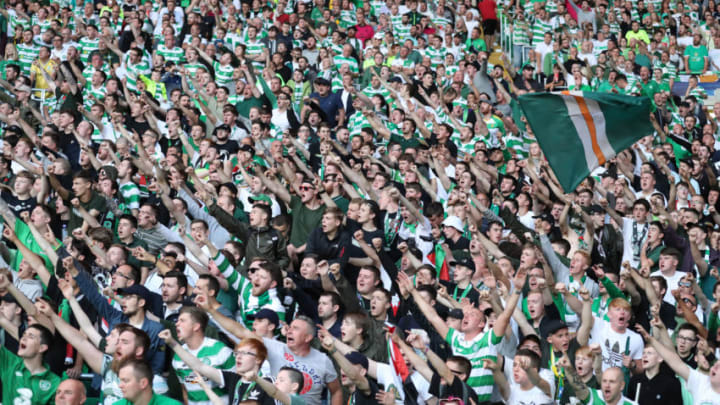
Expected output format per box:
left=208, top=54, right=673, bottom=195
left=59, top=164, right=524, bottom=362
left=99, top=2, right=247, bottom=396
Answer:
left=399, top=272, right=449, bottom=338
left=35, top=300, right=105, bottom=373
left=160, top=329, right=223, bottom=384
left=493, top=268, right=528, bottom=337
left=197, top=294, right=259, bottom=341
left=638, top=326, right=690, bottom=381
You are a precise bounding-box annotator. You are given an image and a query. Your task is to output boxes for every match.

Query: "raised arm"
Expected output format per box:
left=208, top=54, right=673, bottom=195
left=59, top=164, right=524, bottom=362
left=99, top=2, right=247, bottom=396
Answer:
left=160, top=329, right=223, bottom=384
left=2, top=225, right=53, bottom=286
left=399, top=271, right=449, bottom=338
left=0, top=274, right=53, bottom=331
left=493, top=268, right=527, bottom=337
left=638, top=325, right=690, bottom=380
left=35, top=300, right=105, bottom=373
left=196, top=294, right=259, bottom=341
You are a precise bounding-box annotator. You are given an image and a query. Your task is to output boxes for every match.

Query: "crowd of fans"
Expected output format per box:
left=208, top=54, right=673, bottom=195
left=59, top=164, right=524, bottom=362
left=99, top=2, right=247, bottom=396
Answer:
left=0, top=0, right=718, bottom=404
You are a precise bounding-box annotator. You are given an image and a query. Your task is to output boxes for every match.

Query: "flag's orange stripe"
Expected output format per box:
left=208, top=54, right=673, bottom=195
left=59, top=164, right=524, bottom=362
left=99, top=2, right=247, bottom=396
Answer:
left=573, top=95, right=605, bottom=165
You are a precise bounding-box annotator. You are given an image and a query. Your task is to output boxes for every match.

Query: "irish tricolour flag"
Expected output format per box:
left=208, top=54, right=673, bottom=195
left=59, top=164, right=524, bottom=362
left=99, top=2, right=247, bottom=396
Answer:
left=519, top=91, right=654, bottom=192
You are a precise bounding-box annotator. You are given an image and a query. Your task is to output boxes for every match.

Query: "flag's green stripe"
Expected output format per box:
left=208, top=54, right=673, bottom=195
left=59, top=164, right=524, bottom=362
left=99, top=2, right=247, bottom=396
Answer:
left=518, top=94, right=589, bottom=192
left=587, top=92, right=654, bottom=153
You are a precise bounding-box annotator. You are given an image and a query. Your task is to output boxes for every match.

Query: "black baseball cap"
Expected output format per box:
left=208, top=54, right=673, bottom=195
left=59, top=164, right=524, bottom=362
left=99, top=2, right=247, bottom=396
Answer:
left=450, top=258, right=475, bottom=272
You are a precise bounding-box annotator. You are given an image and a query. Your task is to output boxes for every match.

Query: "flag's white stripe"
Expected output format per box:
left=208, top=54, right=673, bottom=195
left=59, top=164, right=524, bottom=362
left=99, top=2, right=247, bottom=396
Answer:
left=562, top=95, right=598, bottom=171
left=584, top=98, right=615, bottom=159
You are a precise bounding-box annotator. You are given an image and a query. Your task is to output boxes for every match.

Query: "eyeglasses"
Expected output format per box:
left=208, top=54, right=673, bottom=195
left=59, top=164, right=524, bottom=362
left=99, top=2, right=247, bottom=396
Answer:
left=677, top=335, right=698, bottom=343
left=234, top=350, right=257, bottom=357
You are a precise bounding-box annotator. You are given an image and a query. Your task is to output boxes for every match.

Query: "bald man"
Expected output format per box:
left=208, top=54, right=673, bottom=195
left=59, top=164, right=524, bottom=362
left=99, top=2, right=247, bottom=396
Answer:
left=564, top=364, right=638, bottom=405
left=55, top=379, right=87, bottom=405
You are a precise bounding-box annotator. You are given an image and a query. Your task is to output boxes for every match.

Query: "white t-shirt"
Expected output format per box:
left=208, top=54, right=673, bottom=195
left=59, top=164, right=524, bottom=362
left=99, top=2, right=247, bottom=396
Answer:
left=535, top=41, right=554, bottom=65
left=506, top=382, right=554, bottom=405
left=503, top=358, right=556, bottom=399
left=686, top=367, right=720, bottom=405
left=650, top=270, right=685, bottom=306
left=589, top=317, right=643, bottom=371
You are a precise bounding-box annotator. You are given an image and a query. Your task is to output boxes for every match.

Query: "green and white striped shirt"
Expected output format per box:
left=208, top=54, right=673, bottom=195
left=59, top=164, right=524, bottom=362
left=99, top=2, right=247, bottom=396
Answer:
left=445, top=328, right=502, bottom=402
left=124, top=54, right=151, bottom=93
left=216, top=252, right=285, bottom=328
left=16, top=43, right=39, bottom=75
left=172, top=337, right=234, bottom=405
left=119, top=181, right=141, bottom=211
left=78, top=37, right=100, bottom=64
left=531, top=19, right=553, bottom=47
left=156, top=44, right=184, bottom=64
left=424, top=46, right=446, bottom=68
left=333, top=55, right=359, bottom=74
left=512, top=20, right=531, bottom=46
left=213, top=61, right=235, bottom=87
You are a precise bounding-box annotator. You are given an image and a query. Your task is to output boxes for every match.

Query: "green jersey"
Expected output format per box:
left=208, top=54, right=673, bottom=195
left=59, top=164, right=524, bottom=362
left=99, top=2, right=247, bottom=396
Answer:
left=582, top=388, right=638, bottom=405
left=113, top=394, right=182, bottom=405
left=119, top=181, right=141, bottom=211
left=333, top=55, right=359, bottom=74
left=0, top=345, right=60, bottom=405
left=213, top=61, right=235, bottom=87
left=172, top=337, right=234, bottom=405
left=156, top=44, right=185, bottom=64
left=445, top=328, right=502, bottom=402
left=16, top=42, right=39, bottom=75
left=78, top=37, right=100, bottom=64
left=217, top=252, right=286, bottom=328
left=124, top=54, right=151, bottom=93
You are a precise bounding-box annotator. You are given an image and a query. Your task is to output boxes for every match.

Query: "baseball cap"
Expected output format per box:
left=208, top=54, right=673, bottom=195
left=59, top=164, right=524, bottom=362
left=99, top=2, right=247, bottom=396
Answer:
left=442, top=215, right=464, bottom=232
left=345, top=352, right=369, bottom=369
left=450, top=257, right=475, bottom=272
left=214, top=124, right=231, bottom=133
left=540, top=319, right=568, bottom=339
left=239, top=144, right=255, bottom=156
left=532, top=212, right=555, bottom=226
left=447, top=308, right=464, bottom=320
left=220, top=182, right=238, bottom=196
left=588, top=204, right=605, bottom=215
left=250, top=194, right=273, bottom=205
left=116, top=285, right=153, bottom=302
left=254, top=309, right=279, bottom=326
left=100, top=165, right=119, bottom=183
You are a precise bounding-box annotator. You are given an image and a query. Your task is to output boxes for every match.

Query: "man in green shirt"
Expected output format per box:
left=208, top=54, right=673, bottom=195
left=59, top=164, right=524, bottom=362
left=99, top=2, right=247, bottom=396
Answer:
left=114, top=359, right=181, bottom=405
left=0, top=318, right=61, bottom=405
left=48, top=169, right=107, bottom=233
left=684, top=33, right=709, bottom=74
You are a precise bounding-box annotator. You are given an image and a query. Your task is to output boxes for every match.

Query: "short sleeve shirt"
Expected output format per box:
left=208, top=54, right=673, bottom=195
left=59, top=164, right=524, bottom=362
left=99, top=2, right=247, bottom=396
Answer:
left=0, top=345, right=60, bottom=405
left=687, top=368, right=720, bottom=405
left=588, top=317, right=643, bottom=371
left=262, top=338, right=337, bottom=405
left=288, top=195, right=325, bottom=247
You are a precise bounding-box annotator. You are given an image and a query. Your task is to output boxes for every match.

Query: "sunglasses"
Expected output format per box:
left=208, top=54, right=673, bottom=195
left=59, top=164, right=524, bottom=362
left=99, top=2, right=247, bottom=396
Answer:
left=678, top=281, right=692, bottom=288
left=299, top=185, right=315, bottom=191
